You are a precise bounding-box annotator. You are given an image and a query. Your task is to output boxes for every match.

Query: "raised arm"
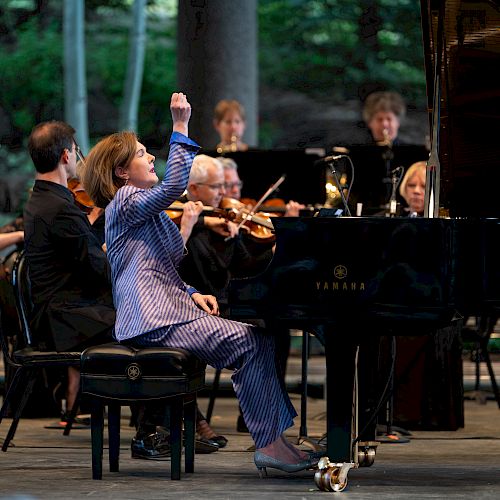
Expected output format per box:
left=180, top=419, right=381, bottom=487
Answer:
left=114, top=93, right=200, bottom=225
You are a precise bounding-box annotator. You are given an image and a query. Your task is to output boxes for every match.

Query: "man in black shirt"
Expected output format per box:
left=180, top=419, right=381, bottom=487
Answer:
left=24, top=121, right=115, bottom=419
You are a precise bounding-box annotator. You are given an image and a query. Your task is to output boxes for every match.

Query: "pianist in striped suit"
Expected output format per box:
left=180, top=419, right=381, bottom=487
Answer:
left=80, top=92, right=317, bottom=474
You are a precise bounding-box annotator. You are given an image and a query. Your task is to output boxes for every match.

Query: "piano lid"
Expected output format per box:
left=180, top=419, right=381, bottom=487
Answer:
left=420, top=0, right=500, bottom=217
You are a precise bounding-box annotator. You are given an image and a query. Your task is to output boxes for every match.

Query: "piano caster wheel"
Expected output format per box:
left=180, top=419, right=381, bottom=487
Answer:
left=358, top=448, right=376, bottom=467
left=314, top=457, right=355, bottom=492
left=357, top=442, right=378, bottom=468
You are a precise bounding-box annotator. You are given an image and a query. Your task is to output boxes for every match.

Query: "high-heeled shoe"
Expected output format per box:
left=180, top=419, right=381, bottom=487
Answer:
left=254, top=450, right=317, bottom=478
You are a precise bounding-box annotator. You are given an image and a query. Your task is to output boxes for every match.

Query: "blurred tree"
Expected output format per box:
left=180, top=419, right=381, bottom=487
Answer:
left=0, top=0, right=426, bottom=150
left=64, top=0, right=89, bottom=152
left=258, top=0, right=426, bottom=104
left=119, top=0, right=147, bottom=132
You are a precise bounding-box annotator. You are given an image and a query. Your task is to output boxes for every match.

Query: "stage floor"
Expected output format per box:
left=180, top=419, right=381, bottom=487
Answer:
left=1, top=390, right=499, bottom=498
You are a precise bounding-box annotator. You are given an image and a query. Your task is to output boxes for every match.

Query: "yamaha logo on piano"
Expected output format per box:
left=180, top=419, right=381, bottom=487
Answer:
left=316, top=264, right=366, bottom=292
left=333, top=265, right=347, bottom=279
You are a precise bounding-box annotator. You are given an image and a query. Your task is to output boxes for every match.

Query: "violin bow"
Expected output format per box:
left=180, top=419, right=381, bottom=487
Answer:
left=233, top=174, right=286, bottom=233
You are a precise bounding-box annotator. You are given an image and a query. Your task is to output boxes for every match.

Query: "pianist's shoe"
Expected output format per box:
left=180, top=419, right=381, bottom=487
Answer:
left=254, top=450, right=318, bottom=477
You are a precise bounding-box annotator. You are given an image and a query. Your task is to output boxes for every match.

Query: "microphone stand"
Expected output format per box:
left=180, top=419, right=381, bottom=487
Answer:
left=327, top=160, right=352, bottom=216
left=387, top=167, right=404, bottom=217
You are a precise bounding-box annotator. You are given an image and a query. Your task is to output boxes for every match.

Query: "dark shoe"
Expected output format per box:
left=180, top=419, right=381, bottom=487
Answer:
left=237, top=414, right=249, bottom=433
left=195, top=437, right=219, bottom=454
left=131, top=431, right=171, bottom=460
left=208, top=435, right=228, bottom=449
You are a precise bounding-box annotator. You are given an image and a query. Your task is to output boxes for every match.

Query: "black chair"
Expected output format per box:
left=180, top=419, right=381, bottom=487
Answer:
left=80, top=342, right=206, bottom=480
left=463, top=315, right=500, bottom=408
left=0, top=251, right=81, bottom=451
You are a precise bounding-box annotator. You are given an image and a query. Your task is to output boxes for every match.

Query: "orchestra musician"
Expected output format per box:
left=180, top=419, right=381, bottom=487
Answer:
left=23, top=121, right=115, bottom=425
left=362, top=91, right=406, bottom=145
left=399, top=161, right=426, bottom=217
left=213, top=99, right=249, bottom=153
left=218, top=156, right=304, bottom=216
left=81, top=92, right=319, bottom=475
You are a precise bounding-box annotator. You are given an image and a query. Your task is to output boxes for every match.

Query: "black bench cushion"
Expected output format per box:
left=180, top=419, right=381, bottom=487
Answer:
left=80, top=343, right=206, bottom=400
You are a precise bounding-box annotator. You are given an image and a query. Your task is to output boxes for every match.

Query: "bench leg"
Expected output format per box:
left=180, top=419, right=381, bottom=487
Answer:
left=169, top=397, right=183, bottom=480
left=108, top=403, right=121, bottom=472
left=90, top=399, right=105, bottom=480
left=184, top=395, right=196, bottom=473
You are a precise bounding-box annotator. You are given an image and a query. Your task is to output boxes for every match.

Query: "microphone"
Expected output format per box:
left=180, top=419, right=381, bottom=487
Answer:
left=314, top=154, right=346, bottom=166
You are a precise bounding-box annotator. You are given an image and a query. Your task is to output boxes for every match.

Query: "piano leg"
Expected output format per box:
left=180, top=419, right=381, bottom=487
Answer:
left=325, top=333, right=358, bottom=462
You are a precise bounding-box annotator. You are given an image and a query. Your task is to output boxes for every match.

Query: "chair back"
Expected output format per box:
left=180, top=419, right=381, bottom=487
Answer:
left=11, top=250, right=34, bottom=347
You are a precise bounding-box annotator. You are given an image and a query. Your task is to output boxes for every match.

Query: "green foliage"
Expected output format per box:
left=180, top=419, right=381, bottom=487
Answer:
left=0, top=0, right=428, bottom=150
left=87, top=11, right=177, bottom=143
left=0, top=19, right=64, bottom=132
left=258, top=0, right=426, bottom=105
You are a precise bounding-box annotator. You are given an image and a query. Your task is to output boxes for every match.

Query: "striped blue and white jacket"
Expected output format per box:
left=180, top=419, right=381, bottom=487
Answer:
left=105, top=132, right=207, bottom=341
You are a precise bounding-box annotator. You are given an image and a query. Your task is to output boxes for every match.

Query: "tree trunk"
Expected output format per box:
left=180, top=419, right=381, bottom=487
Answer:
left=357, top=0, right=383, bottom=99
left=63, top=0, right=89, bottom=153
left=177, top=0, right=258, bottom=148
left=119, top=0, right=147, bottom=132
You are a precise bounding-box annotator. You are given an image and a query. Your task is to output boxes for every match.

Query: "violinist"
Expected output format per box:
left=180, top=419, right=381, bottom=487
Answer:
left=178, top=154, right=272, bottom=312
left=218, top=156, right=305, bottom=216
left=23, top=121, right=115, bottom=427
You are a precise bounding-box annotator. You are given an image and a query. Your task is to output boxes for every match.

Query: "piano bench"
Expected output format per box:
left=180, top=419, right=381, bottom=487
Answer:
left=80, top=343, right=206, bottom=480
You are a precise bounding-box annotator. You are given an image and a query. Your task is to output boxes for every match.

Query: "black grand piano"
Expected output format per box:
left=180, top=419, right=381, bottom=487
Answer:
left=229, top=0, right=500, bottom=488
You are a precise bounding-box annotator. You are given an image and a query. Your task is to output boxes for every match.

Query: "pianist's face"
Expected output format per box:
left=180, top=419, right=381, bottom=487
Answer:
left=368, top=111, right=400, bottom=143
left=405, top=172, right=425, bottom=214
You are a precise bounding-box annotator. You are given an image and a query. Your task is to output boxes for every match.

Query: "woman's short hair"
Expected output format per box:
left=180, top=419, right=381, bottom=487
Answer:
left=363, top=91, right=406, bottom=124
left=189, top=155, right=223, bottom=184
left=81, top=131, right=137, bottom=208
left=399, top=161, right=427, bottom=201
left=213, top=100, right=246, bottom=123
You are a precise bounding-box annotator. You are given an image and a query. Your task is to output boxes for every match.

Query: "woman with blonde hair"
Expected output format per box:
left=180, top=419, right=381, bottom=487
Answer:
left=399, top=161, right=426, bottom=216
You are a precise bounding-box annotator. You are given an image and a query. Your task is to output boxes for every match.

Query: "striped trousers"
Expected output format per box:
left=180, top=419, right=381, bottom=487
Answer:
left=132, top=314, right=297, bottom=449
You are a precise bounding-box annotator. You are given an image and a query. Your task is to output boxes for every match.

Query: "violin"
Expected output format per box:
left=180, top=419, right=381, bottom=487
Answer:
left=68, top=177, right=95, bottom=214
left=165, top=201, right=227, bottom=225
left=166, top=198, right=276, bottom=244
left=219, top=197, right=275, bottom=243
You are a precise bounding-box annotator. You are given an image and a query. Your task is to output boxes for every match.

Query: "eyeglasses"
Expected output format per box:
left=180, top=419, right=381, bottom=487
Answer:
left=196, top=182, right=225, bottom=191
left=224, top=181, right=243, bottom=189
left=73, top=140, right=86, bottom=166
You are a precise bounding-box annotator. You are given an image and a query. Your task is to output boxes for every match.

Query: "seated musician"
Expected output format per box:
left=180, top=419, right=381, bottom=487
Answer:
left=179, top=154, right=272, bottom=309
left=218, top=156, right=304, bottom=216
left=399, top=161, right=426, bottom=217
left=23, top=121, right=116, bottom=425
left=213, top=99, right=249, bottom=153
left=362, top=91, right=406, bottom=145
left=81, top=92, right=319, bottom=474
